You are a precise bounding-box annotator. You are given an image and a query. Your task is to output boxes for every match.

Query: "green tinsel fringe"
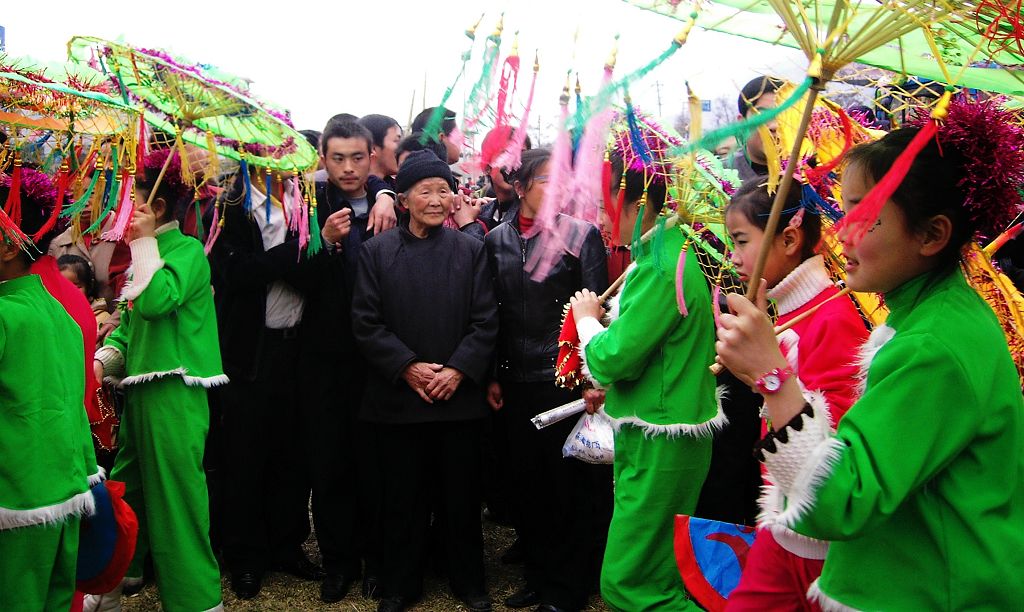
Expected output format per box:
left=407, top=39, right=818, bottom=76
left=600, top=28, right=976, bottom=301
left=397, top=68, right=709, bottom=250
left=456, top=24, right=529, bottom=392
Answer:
left=651, top=215, right=668, bottom=273
left=307, top=204, right=323, bottom=256
left=61, top=168, right=101, bottom=219
left=83, top=152, right=121, bottom=235
left=194, top=200, right=205, bottom=241
left=419, top=48, right=474, bottom=145
left=631, top=203, right=645, bottom=261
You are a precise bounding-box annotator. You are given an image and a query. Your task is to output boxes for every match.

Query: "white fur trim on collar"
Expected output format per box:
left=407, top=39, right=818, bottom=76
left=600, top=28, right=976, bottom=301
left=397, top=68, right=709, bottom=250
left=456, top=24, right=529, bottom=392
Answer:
left=768, top=255, right=834, bottom=316
left=0, top=489, right=95, bottom=531
left=855, top=324, right=896, bottom=397
left=576, top=316, right=608, bottom=389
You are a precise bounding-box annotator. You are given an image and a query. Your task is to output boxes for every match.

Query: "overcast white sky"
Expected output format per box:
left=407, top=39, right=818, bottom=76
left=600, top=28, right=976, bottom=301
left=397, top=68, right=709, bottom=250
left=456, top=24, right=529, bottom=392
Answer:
left=3, top=0, right=806, bottom=140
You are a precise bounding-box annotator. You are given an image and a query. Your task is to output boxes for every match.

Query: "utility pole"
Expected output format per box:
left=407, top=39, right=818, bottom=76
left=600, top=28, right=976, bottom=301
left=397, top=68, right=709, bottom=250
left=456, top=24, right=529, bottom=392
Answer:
left=655, top=80, right=663, bottom=118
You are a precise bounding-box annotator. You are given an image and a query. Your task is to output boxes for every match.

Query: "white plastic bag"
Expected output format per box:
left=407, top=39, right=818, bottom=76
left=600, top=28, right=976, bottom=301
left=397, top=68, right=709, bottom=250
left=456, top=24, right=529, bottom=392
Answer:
left=562, top=411, right=615, bottom=464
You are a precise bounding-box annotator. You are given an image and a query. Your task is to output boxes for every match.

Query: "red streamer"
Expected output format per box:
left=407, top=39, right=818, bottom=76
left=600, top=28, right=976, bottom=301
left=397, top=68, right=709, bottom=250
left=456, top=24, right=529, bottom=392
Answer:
left=33, top=165, right=70, bottom=242
left=976, top=0, right=1024, bottom=56
left=4, top=163, right=23, bottom=226
left=839, top=119, right=939, bottom=245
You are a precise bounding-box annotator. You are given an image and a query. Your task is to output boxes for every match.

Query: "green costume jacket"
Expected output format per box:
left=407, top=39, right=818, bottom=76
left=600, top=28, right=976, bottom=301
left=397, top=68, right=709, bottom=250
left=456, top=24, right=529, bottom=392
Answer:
left=764, top=269, right=1024, bottom=610
left=98, top=222, right=227, bottom=388
left=577, top=226, right=722, bottom=437
left=0, top=274, right=98, bottom=529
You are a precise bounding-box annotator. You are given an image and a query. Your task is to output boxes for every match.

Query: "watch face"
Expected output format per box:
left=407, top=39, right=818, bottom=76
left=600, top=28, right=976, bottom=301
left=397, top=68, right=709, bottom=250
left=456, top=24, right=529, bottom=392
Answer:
left=763, top=374, right=781, bottom=392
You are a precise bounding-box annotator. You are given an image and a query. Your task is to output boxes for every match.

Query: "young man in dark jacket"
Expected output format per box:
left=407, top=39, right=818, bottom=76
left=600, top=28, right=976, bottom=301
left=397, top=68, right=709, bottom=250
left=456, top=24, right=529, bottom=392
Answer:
left=209, top=167, right=324, bottom=600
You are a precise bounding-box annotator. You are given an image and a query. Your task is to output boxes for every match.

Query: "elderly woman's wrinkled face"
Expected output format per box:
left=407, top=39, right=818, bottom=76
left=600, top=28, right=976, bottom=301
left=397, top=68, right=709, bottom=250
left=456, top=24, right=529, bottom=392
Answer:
left=403, top=177, right=452, bottom=234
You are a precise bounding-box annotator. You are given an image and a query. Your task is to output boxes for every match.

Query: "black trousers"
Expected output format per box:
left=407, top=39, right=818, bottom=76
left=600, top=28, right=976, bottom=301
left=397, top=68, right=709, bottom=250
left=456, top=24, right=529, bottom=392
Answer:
left=220, top=329, right=312, bottom=574
left=299, top=357, right=363, bottom=576
left=373, top=419, right=486, bottom=600
left=499, top=381, right=613, bottom=612
left=695, top=370, right=762, bottom=526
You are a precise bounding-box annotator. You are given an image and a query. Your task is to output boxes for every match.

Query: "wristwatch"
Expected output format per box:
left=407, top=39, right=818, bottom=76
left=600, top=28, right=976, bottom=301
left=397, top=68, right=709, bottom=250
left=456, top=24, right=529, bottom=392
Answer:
left=754, top=366, right=794, bottom=394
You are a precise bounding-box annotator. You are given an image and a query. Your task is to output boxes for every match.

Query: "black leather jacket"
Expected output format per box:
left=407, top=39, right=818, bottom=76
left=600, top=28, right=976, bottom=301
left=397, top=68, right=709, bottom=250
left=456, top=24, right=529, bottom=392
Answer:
left=484, top=213, right=609, bottom=383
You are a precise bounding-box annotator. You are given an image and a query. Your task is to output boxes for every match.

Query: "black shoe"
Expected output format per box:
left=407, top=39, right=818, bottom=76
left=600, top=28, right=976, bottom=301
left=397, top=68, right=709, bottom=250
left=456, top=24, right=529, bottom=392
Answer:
left=500, top=538, right=526, bottom=565
left=457, top=592, right=493, bottom=612
left=230, top=571, right=262, bottom=600
left=377, top=595, right=411, bottom=612
left=320, top=573, right=355, bottom=603
left=534, top=605, right=570, bottom=612
left=504, top=586, right=541, bottom=608
left=362, top=574, right=382, bottom=599
left=275, top=555, right=326, bottom=581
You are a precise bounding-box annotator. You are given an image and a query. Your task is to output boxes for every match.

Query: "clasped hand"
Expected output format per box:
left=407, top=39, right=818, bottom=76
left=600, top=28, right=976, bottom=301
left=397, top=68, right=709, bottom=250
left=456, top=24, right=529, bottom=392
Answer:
left=402, top=361, right=464, bottom=404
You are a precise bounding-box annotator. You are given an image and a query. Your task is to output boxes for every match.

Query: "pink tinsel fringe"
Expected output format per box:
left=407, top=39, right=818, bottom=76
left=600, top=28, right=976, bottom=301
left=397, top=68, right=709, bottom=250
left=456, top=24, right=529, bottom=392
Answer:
left=493, top=65, right=538, bottom=172
left=675, top=245, right=689, bottom=317
left=203, top=203, right=221, bottom=255
left=101, top=175, right=135, bottom=242
left=525, top=102, right=573, bottom=281
left=567, top=67, right=615, bottom=229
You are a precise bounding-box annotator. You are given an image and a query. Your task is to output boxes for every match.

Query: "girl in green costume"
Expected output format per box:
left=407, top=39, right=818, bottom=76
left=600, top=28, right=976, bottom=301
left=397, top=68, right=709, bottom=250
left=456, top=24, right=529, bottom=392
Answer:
left=717, top=97, right=1024, bottom=610
left=571, top=162, right=723, bottom=611
left=90, top=149, right=226, bottom=612
left=0, top=176, right=98, bottom=612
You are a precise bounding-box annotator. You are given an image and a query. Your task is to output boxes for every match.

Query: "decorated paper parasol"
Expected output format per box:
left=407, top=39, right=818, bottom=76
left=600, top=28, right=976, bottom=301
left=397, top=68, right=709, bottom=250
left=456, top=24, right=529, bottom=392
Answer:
left=627, top=0, right=1024, bottom=96
left=67, top=36, right=323, bottom=254
left=67, top=36, right=317, bottom=172
left=0, top=54, right=141, bottom=247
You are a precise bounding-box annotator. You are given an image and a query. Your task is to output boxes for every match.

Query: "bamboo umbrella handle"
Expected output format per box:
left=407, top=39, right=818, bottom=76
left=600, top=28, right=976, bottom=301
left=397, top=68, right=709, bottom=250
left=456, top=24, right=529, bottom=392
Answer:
left=709, top=286, right=853, bottom=375
left=709, top=80, right=824, bottom=376
left=143, top=145, right=178, bottom=209
left=598, top=215, right=680, bottom=302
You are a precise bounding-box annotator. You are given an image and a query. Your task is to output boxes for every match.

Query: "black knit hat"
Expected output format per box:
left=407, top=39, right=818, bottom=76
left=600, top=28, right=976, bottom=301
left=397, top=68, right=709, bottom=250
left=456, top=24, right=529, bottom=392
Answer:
left=395, top=150, right=455, bottom=193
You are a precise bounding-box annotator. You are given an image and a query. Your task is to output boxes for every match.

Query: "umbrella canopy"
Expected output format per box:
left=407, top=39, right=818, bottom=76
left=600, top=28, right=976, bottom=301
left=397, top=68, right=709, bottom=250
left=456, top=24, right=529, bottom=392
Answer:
left=67, top=35, right=317, bottom=172
left=626, top=0, right=1024, bottom=95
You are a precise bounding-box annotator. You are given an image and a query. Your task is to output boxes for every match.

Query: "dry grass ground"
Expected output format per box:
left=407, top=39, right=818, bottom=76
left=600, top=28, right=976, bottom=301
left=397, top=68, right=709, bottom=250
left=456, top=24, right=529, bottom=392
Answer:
left=122, top=519, right=608, bottom=611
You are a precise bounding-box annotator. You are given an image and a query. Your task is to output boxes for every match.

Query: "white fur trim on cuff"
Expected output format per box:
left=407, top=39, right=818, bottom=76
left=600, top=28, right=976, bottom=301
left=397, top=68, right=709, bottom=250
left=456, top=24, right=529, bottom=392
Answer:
left=807, top=579, right=863, bottom=612
left=87, top=468, right=107, bottom=487
left=0, top=489, right=96, bottom=531
left=576, top=316, right=608, bottom=389
left=120, top=237, right=164, bottom=301
left=95, top=345, right=125, bottom=379
left=757, top=484, right=829, bottom=560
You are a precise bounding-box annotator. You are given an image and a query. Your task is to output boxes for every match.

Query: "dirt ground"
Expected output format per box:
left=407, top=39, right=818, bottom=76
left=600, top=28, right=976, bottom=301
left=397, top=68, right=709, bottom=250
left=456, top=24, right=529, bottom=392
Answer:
left=121, top=519, right=609, bottom=611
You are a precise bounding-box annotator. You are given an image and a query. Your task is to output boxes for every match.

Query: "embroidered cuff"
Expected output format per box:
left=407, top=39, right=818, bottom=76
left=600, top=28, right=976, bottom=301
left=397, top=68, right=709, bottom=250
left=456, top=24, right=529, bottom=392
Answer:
left=95, top=346, right=125, bottom=379
left=121, top=237, right=164, bottom=301
left=758, top=399, right=831, bottom=492
left=576, top=316, right=607, bottom=389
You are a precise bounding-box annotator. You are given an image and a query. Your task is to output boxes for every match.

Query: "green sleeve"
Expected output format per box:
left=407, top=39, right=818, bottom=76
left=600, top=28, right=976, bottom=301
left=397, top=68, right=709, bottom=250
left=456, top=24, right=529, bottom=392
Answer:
left=795, top=332, right=982, bottom=540
left=584, top=261, right=680, bottom=384
left=132, top=251, right=200, bottom=320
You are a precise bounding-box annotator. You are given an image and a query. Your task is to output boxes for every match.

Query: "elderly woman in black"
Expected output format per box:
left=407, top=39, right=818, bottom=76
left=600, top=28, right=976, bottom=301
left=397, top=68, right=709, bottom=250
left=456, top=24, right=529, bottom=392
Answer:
left=483, top=148, right=613, bottom=612
left=352, top=151, right=498, bottom=612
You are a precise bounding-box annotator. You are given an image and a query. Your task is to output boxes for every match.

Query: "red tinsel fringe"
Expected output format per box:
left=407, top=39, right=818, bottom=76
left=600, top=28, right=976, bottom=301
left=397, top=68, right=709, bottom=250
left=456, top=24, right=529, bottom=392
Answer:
left=33, top=165, right=70, bottom=242
left=4, top=164, right=23, bottom=226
